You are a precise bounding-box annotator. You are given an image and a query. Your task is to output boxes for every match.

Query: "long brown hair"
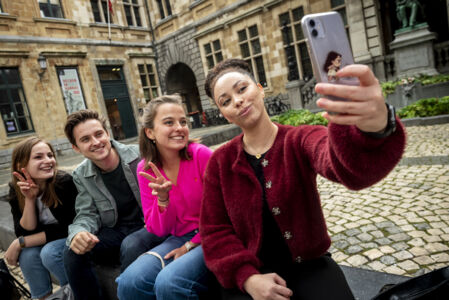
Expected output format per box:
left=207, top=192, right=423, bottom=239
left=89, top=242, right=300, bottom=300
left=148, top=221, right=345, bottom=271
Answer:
left=11, top=137, right=61, bottom=211
left=139, top=94, right=197, bottom=170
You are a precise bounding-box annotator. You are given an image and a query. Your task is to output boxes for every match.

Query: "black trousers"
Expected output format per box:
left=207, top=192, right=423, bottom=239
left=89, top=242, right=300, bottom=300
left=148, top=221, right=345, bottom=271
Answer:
left=221, top=255, right=354, bottom=300
left=64, top=223, right=165, bottom=300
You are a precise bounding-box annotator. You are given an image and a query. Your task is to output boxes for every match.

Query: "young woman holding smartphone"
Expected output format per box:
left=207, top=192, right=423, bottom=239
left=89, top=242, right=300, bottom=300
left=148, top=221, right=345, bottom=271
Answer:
left=200, top=59, right=406, bottom=300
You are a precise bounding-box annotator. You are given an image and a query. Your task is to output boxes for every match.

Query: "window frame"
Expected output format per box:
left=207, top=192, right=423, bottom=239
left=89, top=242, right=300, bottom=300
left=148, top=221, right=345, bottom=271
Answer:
left=0, top=68, right=34, bottom=136
left=156, top=0, right=172, bottom=20
left=123, top=0, right=142, bottom=27
left=38, top=0, right=65, bottom=19
left=330, top=0, right=349, bottom=34
left=237, top=25, right=268, bottom=87
left=138, top=63, right=159, bottom=103
left=279, top=6, right=313, bottom=81
left=90, top=0, right=113, bottom=24
left=203, top=39, right=224, bottom=70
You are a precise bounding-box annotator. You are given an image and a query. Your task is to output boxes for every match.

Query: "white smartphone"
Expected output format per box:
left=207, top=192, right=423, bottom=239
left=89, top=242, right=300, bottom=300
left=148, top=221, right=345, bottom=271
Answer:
left=301, top=12, right=359, bottom=102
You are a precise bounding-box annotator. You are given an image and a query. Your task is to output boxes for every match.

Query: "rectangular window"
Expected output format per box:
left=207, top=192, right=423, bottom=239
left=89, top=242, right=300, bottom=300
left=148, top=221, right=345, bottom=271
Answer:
left=279, top=6, right=313, bottom=81
left=138, top=64, right=159, bottom=103
left=57, top=67, right=87, bottom=115
left=0, top=68, right=33, bottom=135
left=0, top=2, right=3, bottom=13
left=38, top=0, right=64, bottom=18
left=331, top=0, right=348, bottom=28
left=203, top=40, right=223, bottom=70
left=123, top=0, right=142, bottom=27
left=237, top=25, right=267, bottom=87
left=156, top=0, right=172, bottom=20
left=90, top=0, right=113, bottom=23
left=330, top=0, right=350, bottom=48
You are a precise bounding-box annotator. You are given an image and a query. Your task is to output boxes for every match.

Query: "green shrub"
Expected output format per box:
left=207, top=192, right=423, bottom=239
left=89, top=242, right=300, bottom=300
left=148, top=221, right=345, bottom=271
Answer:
left=381, top=74, right=449, bottom=96
left=271, top=109, right=328, bottom=126
left=397, top=96, right=449, bottom=118
left=270, top=97, right=449, bottom=125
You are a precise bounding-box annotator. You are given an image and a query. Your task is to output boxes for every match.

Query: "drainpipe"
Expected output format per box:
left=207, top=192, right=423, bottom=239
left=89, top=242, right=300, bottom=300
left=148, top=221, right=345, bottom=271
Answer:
left=144, top=0, right=164, bottom=94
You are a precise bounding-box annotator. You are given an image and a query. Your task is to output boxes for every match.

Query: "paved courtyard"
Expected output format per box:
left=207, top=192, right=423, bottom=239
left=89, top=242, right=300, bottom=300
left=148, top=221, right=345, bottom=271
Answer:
left=322, top=123, right=449, bottom=277
left=1, top=123, right=448, bottom=295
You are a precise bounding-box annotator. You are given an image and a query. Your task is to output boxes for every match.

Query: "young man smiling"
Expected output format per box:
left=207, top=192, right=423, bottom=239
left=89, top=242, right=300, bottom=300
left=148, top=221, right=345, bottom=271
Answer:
left=63, top=110, right=164, bottom=300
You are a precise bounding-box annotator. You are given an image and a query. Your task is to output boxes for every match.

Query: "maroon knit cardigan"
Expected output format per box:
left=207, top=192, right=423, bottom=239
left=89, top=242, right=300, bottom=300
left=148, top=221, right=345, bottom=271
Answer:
left=200, top=121, right=406, bottom=291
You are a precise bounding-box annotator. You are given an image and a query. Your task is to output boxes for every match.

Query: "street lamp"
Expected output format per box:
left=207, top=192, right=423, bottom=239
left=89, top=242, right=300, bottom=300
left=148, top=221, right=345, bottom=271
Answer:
left=38, top=55, right=47, bottom=78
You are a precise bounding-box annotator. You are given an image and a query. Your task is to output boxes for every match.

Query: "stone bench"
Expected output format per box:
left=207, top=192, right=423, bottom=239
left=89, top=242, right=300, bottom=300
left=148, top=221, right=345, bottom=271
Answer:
left=1, top=200, right=409, bottom=299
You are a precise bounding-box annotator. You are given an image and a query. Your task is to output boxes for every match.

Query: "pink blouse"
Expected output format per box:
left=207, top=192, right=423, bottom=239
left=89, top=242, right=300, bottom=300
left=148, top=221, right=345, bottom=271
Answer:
left=137, top=143, right=212, bottom=244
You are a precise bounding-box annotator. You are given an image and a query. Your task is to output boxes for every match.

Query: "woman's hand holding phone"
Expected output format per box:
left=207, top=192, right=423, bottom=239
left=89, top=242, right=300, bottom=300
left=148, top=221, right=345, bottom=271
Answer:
left=315, top=64, right=388, bottom=133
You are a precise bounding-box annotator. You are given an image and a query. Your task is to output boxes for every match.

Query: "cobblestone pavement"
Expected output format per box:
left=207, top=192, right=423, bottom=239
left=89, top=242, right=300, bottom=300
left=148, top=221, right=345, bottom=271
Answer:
left=322, top=123, right=449, bottom=277
left=1, top=123, right=448, bottom=295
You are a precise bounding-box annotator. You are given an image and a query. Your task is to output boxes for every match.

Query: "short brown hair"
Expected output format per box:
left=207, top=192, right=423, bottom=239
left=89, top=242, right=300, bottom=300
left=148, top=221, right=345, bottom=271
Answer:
left=139, top=94, right=196, bottom=170
left=11, top=137, right=60, bottom=210
left=204, top=58, right=256, bottom=99
left=64, top=109, right=107, bottom=146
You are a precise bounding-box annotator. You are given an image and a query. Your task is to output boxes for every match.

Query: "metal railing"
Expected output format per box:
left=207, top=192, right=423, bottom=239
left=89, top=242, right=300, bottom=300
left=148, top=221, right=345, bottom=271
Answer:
left=301, top=78, right=318, bottom=107
left=203, top=108, right=228, bottom=126
left=265, top=94, right=290, bottom=116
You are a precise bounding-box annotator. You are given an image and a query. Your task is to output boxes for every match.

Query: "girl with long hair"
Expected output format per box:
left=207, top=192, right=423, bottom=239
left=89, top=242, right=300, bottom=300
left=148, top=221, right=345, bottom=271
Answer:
left=116, top=94, right=213, bottom=299
left=5, top=137, right=77, bottom=299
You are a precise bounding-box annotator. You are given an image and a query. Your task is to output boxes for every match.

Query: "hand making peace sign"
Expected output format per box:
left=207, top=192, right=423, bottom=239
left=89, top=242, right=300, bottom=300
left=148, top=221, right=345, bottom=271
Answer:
left=139, top=161, right=173, bottom=202
left=13, top=168, right=40, bottom=201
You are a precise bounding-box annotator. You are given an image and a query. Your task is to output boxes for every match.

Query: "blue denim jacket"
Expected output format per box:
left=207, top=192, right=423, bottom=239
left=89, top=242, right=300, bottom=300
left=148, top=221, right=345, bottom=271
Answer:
left=66, top=140, right=141, bottom=246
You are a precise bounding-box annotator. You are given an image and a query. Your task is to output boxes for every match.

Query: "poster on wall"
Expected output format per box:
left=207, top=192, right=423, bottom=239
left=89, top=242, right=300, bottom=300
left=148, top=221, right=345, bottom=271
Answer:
left=57, top=68, right=86, bottom=114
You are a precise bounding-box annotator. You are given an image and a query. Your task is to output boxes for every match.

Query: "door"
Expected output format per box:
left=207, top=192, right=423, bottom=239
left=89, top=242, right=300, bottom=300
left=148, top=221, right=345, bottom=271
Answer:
left=97, top=66, right=137, bottom=140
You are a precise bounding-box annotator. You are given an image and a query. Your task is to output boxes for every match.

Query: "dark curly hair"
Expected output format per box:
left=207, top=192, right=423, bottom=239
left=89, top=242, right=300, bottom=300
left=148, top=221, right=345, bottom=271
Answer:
left=204, top=59, right=256, bottom=100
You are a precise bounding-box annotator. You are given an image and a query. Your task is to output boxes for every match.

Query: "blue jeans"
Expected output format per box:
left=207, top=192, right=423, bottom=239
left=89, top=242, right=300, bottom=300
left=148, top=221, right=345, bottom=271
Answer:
left=116, top=230, right=210, bottom=300
left=120, top=227, right=166, bottom=272
left=19, top=238, right=67, bottom=299
left=64, top=225, right=164, bottom=300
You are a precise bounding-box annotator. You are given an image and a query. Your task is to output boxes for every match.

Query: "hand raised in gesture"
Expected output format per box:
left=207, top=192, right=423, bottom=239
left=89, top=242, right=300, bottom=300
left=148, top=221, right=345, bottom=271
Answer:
left=139, top=162, right=172, bottom=204
left=13, top=168, right=40, bottom=201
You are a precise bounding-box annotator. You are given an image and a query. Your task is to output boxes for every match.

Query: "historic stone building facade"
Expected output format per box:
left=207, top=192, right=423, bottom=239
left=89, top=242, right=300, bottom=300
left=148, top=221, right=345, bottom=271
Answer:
left=147, top=0, right=449, bottom=115
left=0, top=0, right=448, bottom=167
left=0, top=0, right=161, bottom=167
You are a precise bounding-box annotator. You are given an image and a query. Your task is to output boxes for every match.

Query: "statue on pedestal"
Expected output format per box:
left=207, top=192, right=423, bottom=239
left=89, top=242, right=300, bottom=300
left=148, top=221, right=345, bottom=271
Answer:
left=396, top=0, right=424, bottom=29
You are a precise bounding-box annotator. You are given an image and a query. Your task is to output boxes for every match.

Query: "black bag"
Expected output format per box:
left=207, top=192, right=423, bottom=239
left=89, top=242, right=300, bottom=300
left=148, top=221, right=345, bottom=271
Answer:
left=0, top=258, right=31, bottom=300
left=372, top=266, right=449, bottom=300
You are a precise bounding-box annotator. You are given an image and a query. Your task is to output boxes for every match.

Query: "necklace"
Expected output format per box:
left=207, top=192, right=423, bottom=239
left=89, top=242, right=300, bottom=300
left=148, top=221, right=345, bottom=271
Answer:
left=244, top=124, right=277, bottom=159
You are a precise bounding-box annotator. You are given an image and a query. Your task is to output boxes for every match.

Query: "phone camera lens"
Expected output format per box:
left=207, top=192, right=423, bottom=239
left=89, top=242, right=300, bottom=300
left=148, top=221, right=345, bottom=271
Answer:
left=311, top=29, right=318, bottom=37
left=309, top=19, right=315, bottom=27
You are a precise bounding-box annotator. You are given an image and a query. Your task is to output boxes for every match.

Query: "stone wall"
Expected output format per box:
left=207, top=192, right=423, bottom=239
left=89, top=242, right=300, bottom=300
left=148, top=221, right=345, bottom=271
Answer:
left=156, top=27, right=209, bottom=109
left=0, top=0, right=158, bottom=164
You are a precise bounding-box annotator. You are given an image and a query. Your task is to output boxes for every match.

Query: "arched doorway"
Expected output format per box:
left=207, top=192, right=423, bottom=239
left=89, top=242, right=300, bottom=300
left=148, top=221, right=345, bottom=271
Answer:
left=165, top=63, right=203, bottom=128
